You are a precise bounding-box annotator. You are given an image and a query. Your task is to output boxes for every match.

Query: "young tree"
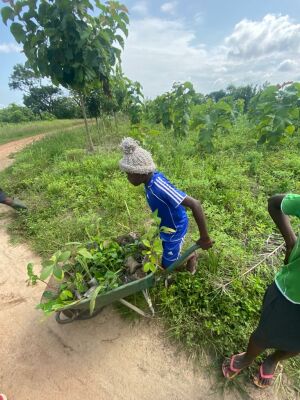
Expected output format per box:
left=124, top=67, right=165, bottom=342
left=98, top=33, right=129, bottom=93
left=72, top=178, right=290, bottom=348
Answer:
left=9, top=63, right=41, bottom=94
left=2, top=0, right=129, bottom=151
left=23, top=85, right=61, bottom=117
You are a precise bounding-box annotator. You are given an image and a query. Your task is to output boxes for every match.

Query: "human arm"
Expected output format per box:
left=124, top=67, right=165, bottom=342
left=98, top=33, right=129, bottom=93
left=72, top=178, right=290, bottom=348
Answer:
left=268, top=194, right=297, bottom=264
left=182, top=196, right=213, bottom=250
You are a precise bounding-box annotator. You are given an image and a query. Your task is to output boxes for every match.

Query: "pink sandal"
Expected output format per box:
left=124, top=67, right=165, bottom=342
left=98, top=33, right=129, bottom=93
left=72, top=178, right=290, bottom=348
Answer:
left=253, top=364, right=277, bottom=388
left=222, top=352, right=246, bottom=379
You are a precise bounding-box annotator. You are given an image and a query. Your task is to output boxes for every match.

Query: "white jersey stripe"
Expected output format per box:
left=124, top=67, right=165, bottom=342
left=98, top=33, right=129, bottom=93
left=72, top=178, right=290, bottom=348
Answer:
left=154, top=181, right=183, bottom=204
left=154, top=181, right=180, bottom=204
left=149, top=187, right=178, bottom=240
left=156, top=177, right=184, bottom=201
left=156, top=177, right=184, bottom=202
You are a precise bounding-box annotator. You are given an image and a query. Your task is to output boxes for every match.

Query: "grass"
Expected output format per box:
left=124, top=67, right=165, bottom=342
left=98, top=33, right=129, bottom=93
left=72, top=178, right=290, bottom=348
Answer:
left=1, top=115, right=300, bottom=397
left=0, top=119, right=85, bottom=145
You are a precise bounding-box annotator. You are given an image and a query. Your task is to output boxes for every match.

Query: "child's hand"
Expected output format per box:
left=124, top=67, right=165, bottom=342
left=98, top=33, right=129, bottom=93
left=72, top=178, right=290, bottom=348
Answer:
left=196, top=236, right=214, bottom=250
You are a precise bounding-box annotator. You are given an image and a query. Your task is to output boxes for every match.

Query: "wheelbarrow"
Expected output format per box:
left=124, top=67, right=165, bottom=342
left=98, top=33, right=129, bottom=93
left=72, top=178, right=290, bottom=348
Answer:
left=42, top=244, right=200, bottom=324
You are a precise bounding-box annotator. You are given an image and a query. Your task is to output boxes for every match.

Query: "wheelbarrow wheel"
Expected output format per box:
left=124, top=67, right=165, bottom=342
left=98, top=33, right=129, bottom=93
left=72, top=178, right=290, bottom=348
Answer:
left=55, top=307, right=104, bottom=324
left=76, top=307, right=104, bottom=320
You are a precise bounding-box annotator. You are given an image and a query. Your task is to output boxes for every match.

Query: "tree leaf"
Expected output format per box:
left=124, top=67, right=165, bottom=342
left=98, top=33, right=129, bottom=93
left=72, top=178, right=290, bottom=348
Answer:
left=43, top=290, right=56, bottom=299
left=143, top=262, right=152, bottom=272
left=10, top=22, right=26, bottom=43
left=57, top=250, right=71, bottom=263
left=142, top=239, right=151, bottom=248
left=53, top=264, right=64, bottom=281
left=40, top=263, right=54, bottom=280
left=77, top=248, right=93, bottom=259
left=59, top=290, right=73, bottom=301
left=1, top=6, right=15, bottom=25
left=115, top=34, right=124, bottom=49
left=160, top=226, right=176, bottom=233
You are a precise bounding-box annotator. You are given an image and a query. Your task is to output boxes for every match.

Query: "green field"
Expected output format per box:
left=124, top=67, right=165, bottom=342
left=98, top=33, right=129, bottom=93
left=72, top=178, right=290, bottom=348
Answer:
left=0, top=119, right=84, bottom=145
left=1, top=115, right=300, bottom=395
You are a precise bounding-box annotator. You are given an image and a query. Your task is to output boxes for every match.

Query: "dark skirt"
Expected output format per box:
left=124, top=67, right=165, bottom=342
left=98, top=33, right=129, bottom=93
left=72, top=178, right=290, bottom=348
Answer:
left=252, top=282, right=300, bottom=352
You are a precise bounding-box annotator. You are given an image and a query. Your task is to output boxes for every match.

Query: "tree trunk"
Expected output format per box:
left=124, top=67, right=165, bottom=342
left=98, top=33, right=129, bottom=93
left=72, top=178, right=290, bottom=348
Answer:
left=113, top=112, right=118, bottom=133
left=95, top=116, right=101, bottom=145
left=101, top=117, right=106, bottom=136
left=79, top=93, right=94, bottom=152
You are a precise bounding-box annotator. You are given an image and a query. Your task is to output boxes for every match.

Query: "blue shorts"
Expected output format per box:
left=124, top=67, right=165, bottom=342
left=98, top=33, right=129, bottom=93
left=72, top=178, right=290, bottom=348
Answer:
left=162, top=237, right=185, bottom=268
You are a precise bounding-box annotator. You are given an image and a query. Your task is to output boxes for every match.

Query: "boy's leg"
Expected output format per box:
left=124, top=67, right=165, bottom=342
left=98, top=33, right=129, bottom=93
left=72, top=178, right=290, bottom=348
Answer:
left=223, top=332, right=266, bottom=378
left=161, top=238, right=185, bottom=269
left=254, top=350, right=299, bottom=387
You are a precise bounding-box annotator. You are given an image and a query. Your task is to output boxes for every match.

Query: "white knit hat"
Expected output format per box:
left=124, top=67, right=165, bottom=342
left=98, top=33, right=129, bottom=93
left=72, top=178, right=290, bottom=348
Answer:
left=119, top=137, right=156, bottom=174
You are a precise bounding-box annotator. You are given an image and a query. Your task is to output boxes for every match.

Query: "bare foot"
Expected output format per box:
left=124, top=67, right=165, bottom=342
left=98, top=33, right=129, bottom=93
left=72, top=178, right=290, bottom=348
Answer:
left=186, top=253, right=197, bottom=274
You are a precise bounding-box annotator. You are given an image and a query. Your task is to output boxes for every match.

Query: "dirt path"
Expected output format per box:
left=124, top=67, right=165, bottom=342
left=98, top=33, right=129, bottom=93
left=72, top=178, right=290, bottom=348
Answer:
left=0, top=135, right=286, bottom=400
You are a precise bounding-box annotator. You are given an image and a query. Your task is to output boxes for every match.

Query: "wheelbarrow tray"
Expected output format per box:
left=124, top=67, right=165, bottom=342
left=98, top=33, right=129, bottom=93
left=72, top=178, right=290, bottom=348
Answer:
left=57, top=272, right=155, bottom=312
left=41, top=243, right=199, bottom=322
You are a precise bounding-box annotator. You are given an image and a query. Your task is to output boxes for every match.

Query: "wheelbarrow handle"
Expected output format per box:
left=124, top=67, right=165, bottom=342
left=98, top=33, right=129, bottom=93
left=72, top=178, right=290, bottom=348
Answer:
left=166, top=243, right=201, bottom=273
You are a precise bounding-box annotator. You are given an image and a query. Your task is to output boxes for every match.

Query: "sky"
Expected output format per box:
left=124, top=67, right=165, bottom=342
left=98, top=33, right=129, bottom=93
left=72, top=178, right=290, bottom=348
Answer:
left=0, top=0, right=300, bottom=106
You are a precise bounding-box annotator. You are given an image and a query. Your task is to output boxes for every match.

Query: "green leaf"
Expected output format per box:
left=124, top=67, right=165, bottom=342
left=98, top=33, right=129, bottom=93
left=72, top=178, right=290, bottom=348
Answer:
left=57, top=250, right=71, bottom=263
left=40, top=263, right=54, bottom=280
left=142, top=239, right=151, bottom=248
left=10, top=22, right=26, bottom=43
left=284, top=125, right=295, bottom=135
left=153, top=238, right=162, bottom=254
left=77, top=248, right=93, bottom=259
left=115, top=34, right=124, bottom=49
left=160, top=226, right=176, bottom=233
left=59, top=290, right=73, bottom=301
left=43, top=291, right=56, bottom=300
left=1, top=6, right=15, bottom=25
left=53, top=264, right=64, bottom=281
left=89, top=285, right=103, bottom=315
left=143, top=262, right=152, bottom=272
left=27, top=262, right=38, bottom=285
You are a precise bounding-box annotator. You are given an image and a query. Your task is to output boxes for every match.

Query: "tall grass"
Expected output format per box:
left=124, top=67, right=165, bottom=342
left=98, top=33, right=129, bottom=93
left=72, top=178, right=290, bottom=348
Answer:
left=0, top=119, right=84, bottom=145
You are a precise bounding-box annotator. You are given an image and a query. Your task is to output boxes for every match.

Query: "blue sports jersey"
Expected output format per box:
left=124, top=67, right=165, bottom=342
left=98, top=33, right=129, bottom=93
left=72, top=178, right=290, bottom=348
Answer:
left=145, top=171, right=188, bottom=242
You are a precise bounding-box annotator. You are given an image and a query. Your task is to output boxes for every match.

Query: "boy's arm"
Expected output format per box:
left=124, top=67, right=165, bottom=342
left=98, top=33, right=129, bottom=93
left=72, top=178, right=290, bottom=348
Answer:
left=268, top=194, right=297, bottom=264
left=182, top=196, right=213, bottom=250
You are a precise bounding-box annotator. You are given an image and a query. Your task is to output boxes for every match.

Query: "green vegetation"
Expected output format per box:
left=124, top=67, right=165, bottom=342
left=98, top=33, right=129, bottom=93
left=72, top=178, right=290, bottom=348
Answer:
left=2, top=0, right=129, bottom=150
left=27, top=238, right=138, bottom=316
left=0, top=119, right=84, bottom=145
left=2, top=0, right=300, bottom=395
left=1, top=109, right=300, bottom=391
left=27, top=212, right=163, bottom=317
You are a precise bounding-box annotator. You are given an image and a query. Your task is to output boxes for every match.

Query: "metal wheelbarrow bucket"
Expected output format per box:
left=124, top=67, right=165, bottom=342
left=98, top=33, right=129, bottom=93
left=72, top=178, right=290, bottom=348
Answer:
left=41, top=244, right=200, bottom=324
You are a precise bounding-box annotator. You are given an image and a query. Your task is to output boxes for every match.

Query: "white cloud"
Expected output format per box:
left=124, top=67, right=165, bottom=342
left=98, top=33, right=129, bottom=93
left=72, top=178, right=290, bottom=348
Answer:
left=131, top=1, right=148, bottom=16
left=121, top=14, right=300, bottom=97
left=277, top=59, right=297, bottom=71
left=0, top=43, right=21, bottom=53
left=161, top=2, right=177, bottom=15
left=225, top=14, right=300, bottom=59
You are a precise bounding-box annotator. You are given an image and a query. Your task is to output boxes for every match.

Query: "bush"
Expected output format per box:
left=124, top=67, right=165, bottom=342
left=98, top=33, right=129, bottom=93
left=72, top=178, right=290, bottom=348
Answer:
left=52, top=97, right=82, bottom=119
left=0, top=103, right=37, bottom=123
